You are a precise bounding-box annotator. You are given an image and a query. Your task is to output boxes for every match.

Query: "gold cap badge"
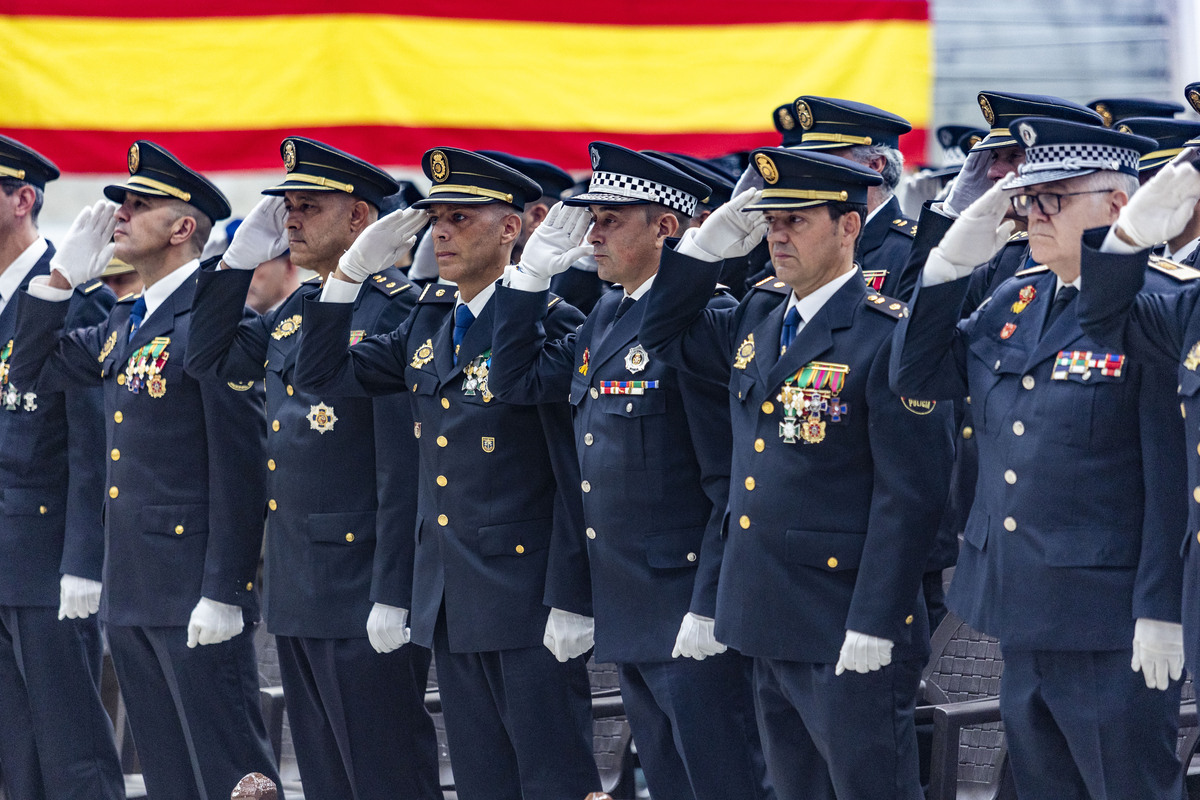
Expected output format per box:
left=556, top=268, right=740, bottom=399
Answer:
left=978, top=95, right=995, bottom=125
left=1095, top=103, right=1113, bottom=127
left=127, top=143, right=140, bottom=174
left=430, top=150, right=449, bottom=183
left=1189, top=89, right=1200, bottom=115
left=754, top=153, right=779, bottom=185
left=795, top=100, right=814, bottom=130
left=283, top=140, right=297, bottom=171
left=777, top=107, right=796, bottom=131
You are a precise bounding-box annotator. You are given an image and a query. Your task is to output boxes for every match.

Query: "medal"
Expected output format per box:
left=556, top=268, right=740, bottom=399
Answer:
left=307, top=402, right=337, bottom=433
left=777, top=362, right=849, bottom=445
left=1000, top=323, right=1017, bottom=340
left=1011, top=285, right=1037, bottom=314
left=624, top=344, right=649, bottom=374
left=463, top=350, right=493, bottom=401
left=349, top=330, right=365, bottom=346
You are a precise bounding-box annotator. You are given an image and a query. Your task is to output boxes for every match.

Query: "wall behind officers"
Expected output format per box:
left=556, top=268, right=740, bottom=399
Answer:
left=184, top=137, right=440, bottom=800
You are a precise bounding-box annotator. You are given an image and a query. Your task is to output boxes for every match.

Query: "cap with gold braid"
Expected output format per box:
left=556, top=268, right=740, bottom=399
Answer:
left=262, top=137, right=399, bottom=209
left=971, top=92, right=1102, bottom=152
left=1113, top=117, right=1200, bottom=172
left=742, top=148, right=882, bottom=211
left=0, top=135, right=59, bottom=189
left=104, top=141, right=231, bottom=222
left=1087, top=97, right=1182, bottom=128
left=789, top=96, right=911, bottom=151
left=773, top=102, right=805, bottom=147
left=412, top=148, right=541, bottom=211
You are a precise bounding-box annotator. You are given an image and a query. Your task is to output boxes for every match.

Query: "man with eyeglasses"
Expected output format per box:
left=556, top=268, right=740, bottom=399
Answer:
left=891, top=117, right=1188, bottom=799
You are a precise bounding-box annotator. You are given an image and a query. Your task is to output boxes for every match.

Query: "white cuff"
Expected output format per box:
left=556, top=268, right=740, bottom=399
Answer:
left=675, top=228, right=721, bottom=262
left=1100, top=226, right=1145, bottom=255
left=921, top=249, right=970, bottom=287
left=505, top=268, right=551, bottom=293
left=27, top=275, right=73, bottom=302
left=320, top=276, right=362, bottom=303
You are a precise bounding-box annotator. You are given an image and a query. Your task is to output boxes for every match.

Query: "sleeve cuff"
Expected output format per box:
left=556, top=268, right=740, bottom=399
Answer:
left=27, top=275, right=73, bottom=302
left=506, top=267, right=551, bottom=293
left=320, top=277, right=362, bottom=303
left=921, top=249, right=969, bottom=287
left=1100, top=226, right=1146, bottom=255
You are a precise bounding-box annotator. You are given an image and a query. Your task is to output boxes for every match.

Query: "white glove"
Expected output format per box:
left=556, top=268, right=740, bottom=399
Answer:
left=186, top=597, right=244, bottom=648
left=338, top=207, right=428, bottom=283
left=671, top=612, right=728, bottom=660
left=834, top=629, right=894, bottom=675
left=220, top=196, right=289, bottom=270
left=1112, top=159, right=1200, bottom=249
left=923, top=173, right=1016, bottom=286
left=51, top=200, right=119, bottom=288
left=58, top=574, right=102, bottom=620
left=941, top=148, right=997, bottom=219
left=543, top=607, right=594, bottom=662
left=515, top=203, right=594, bottom=285
left=366, top=602, right=411, bottom=653
left=676, top=189, right=767, bottom=262
left=1131, top=618, right=1184, bottom=690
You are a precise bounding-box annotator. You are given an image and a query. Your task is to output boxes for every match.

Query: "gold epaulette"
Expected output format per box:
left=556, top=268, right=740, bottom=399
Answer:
left=418, top=283, right=456, bottom=303
left=864, top=292, right=908, bottom=319
left=751, top=276, right=790, bottom=295
left=890, top=217, right=918, bottom=237
left=1149, top=255, right=1200, bottom=282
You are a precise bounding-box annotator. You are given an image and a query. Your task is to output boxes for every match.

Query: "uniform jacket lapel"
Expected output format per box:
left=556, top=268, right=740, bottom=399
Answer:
left=856, top=196, right=898, bottom=259
left=1024, top=281, right=1086, bottom=372
left=123, top=274, right=194, bottom=359
left=591, top=295, right=644, bottom=371
left=0, top=252, right=52, bottom=341
left=764, top=274, right=862, bottom=392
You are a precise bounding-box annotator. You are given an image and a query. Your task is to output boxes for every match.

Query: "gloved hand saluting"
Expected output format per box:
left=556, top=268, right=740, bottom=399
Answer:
left=1111, top=152, right=1200, bottom=250
left=338, top=207, right=428, bottom=283
left=50, top=200, right=118, bottom=288
left=676, top=188, right=767, bottom=262
left=513, top=202, right=594, bottom=289
left=220, top=196, right=289, bottom=271
left=922, top=173, right=1016, bottom=286
left=366, top=603, right=411, bottom=653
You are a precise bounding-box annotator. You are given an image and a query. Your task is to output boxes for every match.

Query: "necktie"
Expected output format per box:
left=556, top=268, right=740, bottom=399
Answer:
left=613, top=295, right=635, bottom=322
left=453, top=304, right=474, bottom=366
left=779, top=306, right=801, bottom=356
left=127, top=296, right=147, bottom=343
left=1041, top=286, right=1077, bottom=338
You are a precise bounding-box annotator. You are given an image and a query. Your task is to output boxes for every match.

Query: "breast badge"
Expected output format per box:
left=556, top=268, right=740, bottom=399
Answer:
left=624, top=344, right=649, bottom=374
left=98, top=331, right=118, bottom=362
left=579, top=347, right=589, bottom=376
left=482, top=436, right=495, bottom=453
left=410, top=339, right=435, bottom=368
left=1000, top=323, right=1017, bottom=340
left=733, top=334, right=756, bottom=370
left=271, top=315, right=302, bottom=340
left=1186, top=341, right=1200, bottom=371
left=307, top=402, right=338, bottom=433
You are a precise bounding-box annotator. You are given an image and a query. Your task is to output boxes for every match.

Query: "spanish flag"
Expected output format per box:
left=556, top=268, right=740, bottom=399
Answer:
left=0, top=1, right=930, bottom=173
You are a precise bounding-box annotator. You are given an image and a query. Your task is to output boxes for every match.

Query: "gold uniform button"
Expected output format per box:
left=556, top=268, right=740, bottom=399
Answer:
left=286, top=385, right=294, bottom=396
left=246, top=582, right=254, bottom=591
left=175, top=525, right=184, bottom=535
left=754, top=438, right=765, bottom=453
left=267, top=459, right=276, bottom=471
left=441, top=398, right=450, bottom=409
left=268, top=499, right=277, bottom=511
left=827, top=557, right=838, bottom=569
left=437, top=436, right=448, bottom=447
left=590, top=387, right=599, bottom=399
left=961, top=426, right=973, bottom=439
left=686, top=552, right=697, bottom=562
left=739, top=515, right=750, bottom=529
left=345, top=533, right=355, bottom=543
left=581, top=480, right=591, bottom=493
left=38, top=505, right=47, bottom=515
left=1003, top=516, right=1017, bottom=532
left=438, top=514, right=448, bottom=526
left=515, top=545, right=525, bottom=554
left=1022, top=375, right=1035, bottom=390
left=584, top=433, right=594, bottom=446
left=905, top=615, right=914, bottom=625
left=761, top=401, right=775, bottom=415
left=116, top=373, right=126, bottom=385
left=1194, top=487, right=1200, bottom=503
left=1004, top=469, right=1016, bottom=485
left=436, top=475, right=448, bottom=487
left=111, top=449, right=120, bottom=461
left=1183, top=403, right=1188, bottom=419
left=745, top=477, right=755, bottom=491
left=586, top=527, right=596, bottom=539
left=1011, top=421, right=1025, bottom=436
left=108, top=486, right=118, bottom=499
left=113, top=411, right=123, bottom=423
left=272, top=420, right=280, bottom=432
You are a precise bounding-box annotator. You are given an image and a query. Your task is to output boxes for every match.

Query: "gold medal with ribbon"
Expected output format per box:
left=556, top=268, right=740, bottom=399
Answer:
left=463, top=349, right=493, bottom=402
left=777, top=361, right=849, bottom=444
left=125, top=336, right=170, bottom=396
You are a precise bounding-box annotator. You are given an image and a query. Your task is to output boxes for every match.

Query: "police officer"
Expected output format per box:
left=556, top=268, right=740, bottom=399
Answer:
left=892, top=118, right=1186, bottom=800
left=0, top=136, right=123, bottom=800
left=185, top=137, right=440, bottom=800
left=487, top=142, right=771, bottom=800
left=639, top=149, right=953, bottom=799
left=6, top=142, right=279, bottom=800
left=293, top=148, right=600, bottom=800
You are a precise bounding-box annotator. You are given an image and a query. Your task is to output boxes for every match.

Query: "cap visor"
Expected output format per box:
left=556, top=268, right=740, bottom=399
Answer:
left=1002, top=168, right=1098, bottom=190
left=262, top=180, right=345, bottom=197
left=971, top=133, right=1018, bottom=152
left=104, top=183, right=173, bottom=203
left=411, top=193, right=502, bottom=208
left=563, top=192, right=645, bottom=207
left=743, top=198, right=827, bottom=211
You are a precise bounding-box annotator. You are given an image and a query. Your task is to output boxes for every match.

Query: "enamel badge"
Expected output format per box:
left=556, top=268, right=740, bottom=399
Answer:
left=308, top=402, right=337, bottom=433
left=625, top=344, right=649, bottom=374
left=1000, top=323, right=1017, bottom=340
left=1011, top=285, right=1036, bottom=314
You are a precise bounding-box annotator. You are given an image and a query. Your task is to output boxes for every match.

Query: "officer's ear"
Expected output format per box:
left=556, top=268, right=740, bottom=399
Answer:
left=497, top=208, right=523, bottom=245
left=168, top=214, right=198, bottom=248
left=349, top=199, right=374, bottom=234
left=525, top=202, right=550, bottom=236
left=652, top=208, right=680, bottom=242
left=840, top=208, right=863, bottom=243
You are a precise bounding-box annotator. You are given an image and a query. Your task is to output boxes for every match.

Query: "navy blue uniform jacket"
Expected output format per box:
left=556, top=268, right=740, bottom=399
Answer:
left=858, top=196, right=919, bottom=301
left=294, top=281, right=591, bottom=653
left=186, top=264, right=418, bottom=638
left=640, top=249, right=953, bottom=664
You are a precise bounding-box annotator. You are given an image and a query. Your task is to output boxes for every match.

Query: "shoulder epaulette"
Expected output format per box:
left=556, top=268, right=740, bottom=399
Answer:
left=548, top=295, right=563, bottom=310
left=1014, top=264, right=1050, bottom=277
left=1149, top=255, right=1200, bottom=282
left=78, top=278, right=105, bottom=294
left=890, top=217, right=918, bottom=237
left=751, top=276, right=790, bottom=295
left=116, top=292, right=141, bottom=304
left=1007, top=230, right=1030, bottom=243
left=864, top=292, right=908, bottom=319
left=366, top=268, right=412, bottom=297
left=418, top=283, right=457, bottom=304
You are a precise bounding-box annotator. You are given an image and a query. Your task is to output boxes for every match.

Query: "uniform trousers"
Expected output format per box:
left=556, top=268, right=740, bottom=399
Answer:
left=275, top=634, right=440, bottom=800
left=106, top=622, right=279, bottom=800
left=1000, top=648, right=1182, bottom=800
left=754, top=655, right=924, bottom=800
left=0, top=605, right=123, bottom=800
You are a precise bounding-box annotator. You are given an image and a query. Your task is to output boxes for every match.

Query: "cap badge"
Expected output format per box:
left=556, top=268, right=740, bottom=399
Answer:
left=1190, top=89, right=1200, bottom=115
left=978, top=95, right=995, bottom=125
left=589, top=146, right=601, bottom=170
left=1117, top=123, right=1132, bottom=134
left=968, top=134, right=982, bottom=149
left=624, top=344, right=649, bottom=374
left=283, top=140, right=297, bottom=172
left=1095, top=103, right=1113, bottom=127
left=1017, top=122, right=1037, bottom=147
left=777, top=107, right=796, bottom=131
left=127, top=143, right=140, bottom=174
left=795, top=100, right=814, bottom=130
left=754, top=153, right=779, bottom=185
left=430, top=150, right=449, bottom=183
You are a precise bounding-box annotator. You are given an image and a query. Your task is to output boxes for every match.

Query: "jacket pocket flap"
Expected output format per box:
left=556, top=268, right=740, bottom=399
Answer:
left=644, top=527, right=704, bottom=569
left=2, top=488, right=53, bottom=517
left=142, top=503, right=208, bottom=538
left=597, top=390, right=666, bottom=417
left=785, top=529, right=865, bottom=572
left=1044, top=528, right=1139, bottom=568
left=307, top=510, right=376, bottom=545
left=478, top=518, right=552, bottom=557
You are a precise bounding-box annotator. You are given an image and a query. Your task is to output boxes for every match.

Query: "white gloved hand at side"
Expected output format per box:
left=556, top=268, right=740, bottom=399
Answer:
left=366, top=602, right=411, bottom=653
left=186, top=597, right=244, bottom=648
left=1112, top=158, right=1200, bottom=249
left=220, top=196, right=289, bottom=270
left=514, top=203, right=594, bottom=289
left=834, top=629, right=894, bottom=675
left=58, top=574, right=102, bottom=620
left=676, top=189, right=767, bottom=262
left=671, top=612, right=728, bottom=660
left=923, top=173, right=1016, bottom=286
left=543, top=607, right=595, bottom=662
left=339, top=207, right=428, bottom=283
left=1131, top=617, right=1184, bottom=690
left=51, top=200, right=119, bottom=288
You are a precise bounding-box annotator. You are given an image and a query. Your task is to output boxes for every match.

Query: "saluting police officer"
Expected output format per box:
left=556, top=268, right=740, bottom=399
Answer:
left=487, top=142, right=772, bottom=800
left=293, top=148, right=600, bottom=800
left=639, top=150, right=953, bottom=800
left=893, top=118, right=1187, bottom=800
left=185, top=138, right=440, bottom=800
left=0, top=136, right=123, bottom=800
left=6, top=142, right=279, bottom=800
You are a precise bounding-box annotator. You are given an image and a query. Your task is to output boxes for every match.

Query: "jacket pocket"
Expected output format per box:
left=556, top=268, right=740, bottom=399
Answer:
left=142, top=503, right=208, bottom=538
left=644, top=527, right=704, bottom=569
left=785, top=529, right=865, bottom=572
left=307, top=510, right=376, bottom=545
left=477, top=518, right=552, bottom=557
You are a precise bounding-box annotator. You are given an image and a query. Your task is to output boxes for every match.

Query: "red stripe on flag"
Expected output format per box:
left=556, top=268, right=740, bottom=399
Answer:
left=11, top=1, right=928, bottom=24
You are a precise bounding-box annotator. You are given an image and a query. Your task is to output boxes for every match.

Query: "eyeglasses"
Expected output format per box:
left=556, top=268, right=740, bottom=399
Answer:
left=1010, top=189, right=1113, bottom=217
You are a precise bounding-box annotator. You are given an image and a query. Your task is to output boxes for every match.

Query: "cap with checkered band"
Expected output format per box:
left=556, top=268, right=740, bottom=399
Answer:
left=564, top=142, right=710, bottom=217
left=972, top=92, right=1102, bottom=152
left=1002, top=117, right=1158, bottom=190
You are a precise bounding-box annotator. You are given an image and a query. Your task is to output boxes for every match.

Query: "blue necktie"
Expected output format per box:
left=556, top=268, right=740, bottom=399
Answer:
left=453, top=304, right=474, bottom=366
left=127, top=296, right=147, bottom=343
left=779, top=306, right=801, bottom=356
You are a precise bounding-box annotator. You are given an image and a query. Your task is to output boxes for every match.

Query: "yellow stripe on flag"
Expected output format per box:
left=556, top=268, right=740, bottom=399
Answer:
left=1, top=14, right=929, bottom=133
